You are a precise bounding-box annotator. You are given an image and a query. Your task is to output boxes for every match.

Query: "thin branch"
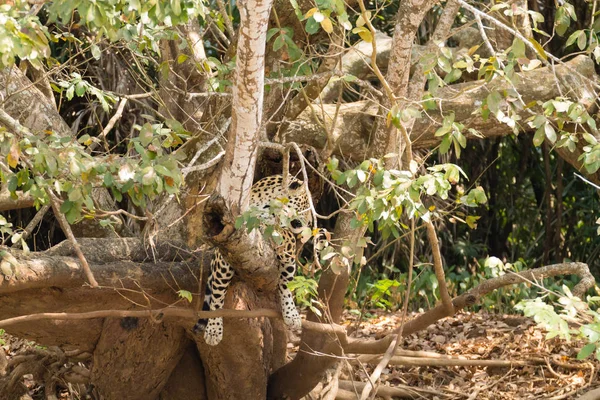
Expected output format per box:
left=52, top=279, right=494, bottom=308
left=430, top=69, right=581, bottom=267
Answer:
left=11, top=204, right=50, bottom=249
left=216, top=0, right=236, bottom=38
left=90, top=96, right=128, bottom=151
left=0, top=307, right=362, bottom=330
left=46, top=189, right=99, bottom=288
left=425, top=220, right=454, bottom=315
left=356, top=355, right=594, bottom=369
left=181, top=150, right=225, bottom=174
left=355, top=0, right=395, bottom=102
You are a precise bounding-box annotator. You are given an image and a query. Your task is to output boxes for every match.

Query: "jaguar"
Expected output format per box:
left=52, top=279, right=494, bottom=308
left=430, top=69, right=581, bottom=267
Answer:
left=194, top=174, right=325, bottom=346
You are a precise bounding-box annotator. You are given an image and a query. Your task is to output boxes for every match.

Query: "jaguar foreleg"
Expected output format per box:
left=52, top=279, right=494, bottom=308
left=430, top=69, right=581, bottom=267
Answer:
left=193, top=250, right=234, bottom=346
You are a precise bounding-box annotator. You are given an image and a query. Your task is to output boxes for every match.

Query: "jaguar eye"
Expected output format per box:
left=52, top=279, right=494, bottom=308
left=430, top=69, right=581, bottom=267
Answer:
left=290, top=219, right=303, bottom=229
left=288, top=180, right=301, bottom=190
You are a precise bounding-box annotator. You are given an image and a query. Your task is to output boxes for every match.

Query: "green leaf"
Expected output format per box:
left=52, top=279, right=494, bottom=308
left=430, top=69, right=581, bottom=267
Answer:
left=577, top=31, right=587, bottom=50
left=170, top=0, right=182, bottom=16
left=566, top=30, right=582, bottom=48
left=139, top=123, right=154, bottom=147
left=533, top=126, right=545, bottom=146
left=177, top=289, right=192, bottom=302
left=528, top=38, right=548, bottom=60
left=60, top=200, right=74, bottom=214
left=177, top=54, right=188, bottom=64
left=273, top=35, right=285, bottom=52
left=444, top=68, right=462, bottom=84
left=578, top=343, right=596, bottom=360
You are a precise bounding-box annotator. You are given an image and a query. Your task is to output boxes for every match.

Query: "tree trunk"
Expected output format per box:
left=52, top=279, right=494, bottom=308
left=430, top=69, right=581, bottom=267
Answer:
left=90, top=319, right=188, bottom=399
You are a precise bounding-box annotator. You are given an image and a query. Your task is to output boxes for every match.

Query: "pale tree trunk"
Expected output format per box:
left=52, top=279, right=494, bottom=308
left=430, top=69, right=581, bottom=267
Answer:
left=196, top=0, right=283, bottom=397
left=370, top=0, right=437, bottom=163
left=216, top=0, right=273, bottom=212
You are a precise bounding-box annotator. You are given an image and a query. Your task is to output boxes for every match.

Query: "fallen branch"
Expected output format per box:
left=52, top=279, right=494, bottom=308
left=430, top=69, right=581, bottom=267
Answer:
left=576, top=386, right=600, bottom=400
left=338, top=380, right=445, bottom=399
left=356, top=355, right=594, bottom=369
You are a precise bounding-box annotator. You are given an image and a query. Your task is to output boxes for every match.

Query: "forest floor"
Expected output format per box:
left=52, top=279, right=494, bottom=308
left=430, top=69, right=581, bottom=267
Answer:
left=3, top=310, right=599, bottom=399
left=305, top=309, right=600, bottom=399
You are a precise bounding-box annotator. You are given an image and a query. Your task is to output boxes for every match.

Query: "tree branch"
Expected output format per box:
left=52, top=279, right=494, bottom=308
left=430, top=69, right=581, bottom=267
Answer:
left=283, top=55, right=600, bottom=183
left=0, top=190, right=35, bottom=212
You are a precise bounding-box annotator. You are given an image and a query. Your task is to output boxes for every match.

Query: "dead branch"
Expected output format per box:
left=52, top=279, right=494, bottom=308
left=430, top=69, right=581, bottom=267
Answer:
left=338, top=380, right=442, bottom=399
left=46, top=189, right=98, bottom=287
left=576, top=386, right=600, bottom=400
left=356, top=355, right=594, bottom=369
left=425, top=221, right=454, bottom=316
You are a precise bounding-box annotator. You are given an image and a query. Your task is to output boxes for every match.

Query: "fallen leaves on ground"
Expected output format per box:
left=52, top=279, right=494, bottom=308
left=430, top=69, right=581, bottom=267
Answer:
left=330, top=310, right=599, bottom=399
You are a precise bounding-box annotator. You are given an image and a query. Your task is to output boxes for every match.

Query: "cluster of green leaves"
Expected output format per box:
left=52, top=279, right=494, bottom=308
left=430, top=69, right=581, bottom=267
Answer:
left=288, top=275, right=323, bottom=316
left=0, top=2, right=50, bottom=68
left=300, top=0, right=351, bottom=35
left=367, top=278, right=401, bottom=309
left=529, top=99, right=600, bottom=173
left=267, top=27, right=303, bottom=63
left=0, top=0, right=206, bottom=70
left=516, top=287, right=600, bottom=362
left=326, top=157, right=487, bottom=240
left=0, top=119, right=185, bottom=228
left=55, top=72, right=117, bottom=112
left=200, top=57, right=236, bottom=92
left=47, top=0, right=206, bottom=42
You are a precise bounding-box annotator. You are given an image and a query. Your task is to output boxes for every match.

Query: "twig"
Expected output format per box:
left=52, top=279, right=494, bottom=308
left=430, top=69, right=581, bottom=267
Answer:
left=216, top=0, right=235, bottom=38
left=46, top=189, right=99, bottom=288
left=574, top=173, right=600, bottom=190
left=181, top=150, right=225, bottom=174
left=11, top=204, right=50, bottom=249
left=90, top=97, right=128, bottom=151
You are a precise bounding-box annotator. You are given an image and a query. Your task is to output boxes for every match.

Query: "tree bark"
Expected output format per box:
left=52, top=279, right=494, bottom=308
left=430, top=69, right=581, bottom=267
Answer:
left=91, top=318, right=188, bottom=399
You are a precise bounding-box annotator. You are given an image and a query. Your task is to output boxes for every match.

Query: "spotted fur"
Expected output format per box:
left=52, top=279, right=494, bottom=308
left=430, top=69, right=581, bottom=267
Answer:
left=194, top=175, right=325, bottom=345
